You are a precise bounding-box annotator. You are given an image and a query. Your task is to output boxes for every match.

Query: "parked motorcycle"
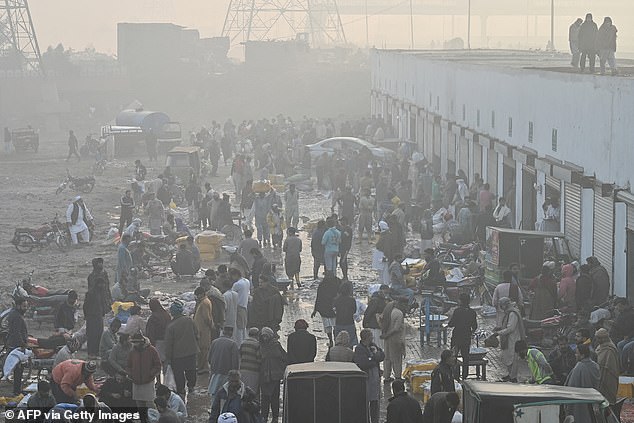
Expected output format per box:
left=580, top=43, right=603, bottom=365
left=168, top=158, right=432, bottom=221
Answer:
left=11, top=272, right=69, bottom=324
left=55, top=169, right=95, bottom=195
left=524, top=310, right=576, bottom=348
left=11, top=215, right=70, bottom=253
left=129, top=235, right=174, bottom=261
left=435, top=242, right=481, bottom=266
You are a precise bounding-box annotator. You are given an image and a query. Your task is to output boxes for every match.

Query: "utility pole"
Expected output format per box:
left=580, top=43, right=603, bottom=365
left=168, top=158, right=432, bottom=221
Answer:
left=409, top=0, right=414, bottom=48
left=549, top=0, right=555, bottom=50
left=467, top=0, right=471, bottom=49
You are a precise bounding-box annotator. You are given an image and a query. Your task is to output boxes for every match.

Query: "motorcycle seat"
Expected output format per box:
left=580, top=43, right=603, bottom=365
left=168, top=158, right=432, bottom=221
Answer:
left=147, top=235, right=168, bottom=243
left=523, top=319, right=543, bottom=328
left=30, top=294, right=69, bottom=305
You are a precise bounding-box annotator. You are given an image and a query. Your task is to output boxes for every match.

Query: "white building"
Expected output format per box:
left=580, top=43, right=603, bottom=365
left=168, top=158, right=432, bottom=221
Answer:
left=370, top=49, right=634, bottom=297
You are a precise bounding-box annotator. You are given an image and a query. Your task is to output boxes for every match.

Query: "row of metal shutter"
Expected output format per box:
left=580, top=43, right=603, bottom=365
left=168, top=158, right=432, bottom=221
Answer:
left=459, top=136, right=469, bottom=176
left=487, top=148, right=497, bottom=195
left=593, top=186, right=614, bottom=280
left=564, top=183, right=582, bottom=259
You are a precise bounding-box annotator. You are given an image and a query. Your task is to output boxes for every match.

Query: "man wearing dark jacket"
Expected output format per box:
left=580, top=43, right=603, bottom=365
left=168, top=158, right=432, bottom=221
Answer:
left=587, top=256, right=610, bottom=306
left=386, top=379, right=424, bottom=423
left=87, top=257, right=112, bottom=312
left=448, top=293, right=477, bottom=379
left=575, top=264, right=593, bottom=312
left=286, top=319, right=317, bottom=365
left=210, top=370, right=260, bottom=423
left=84, top=277, right=106, bottom=358
left=311, top=220, right=326, bottom=280
left=248, top=275, right=285, bottom=331
left=579, top=13, right=598, bottom=73
left=431, top=350, right=456, bottom=395
left=7, top=298, right=28, bottom=394
left=422, top=391, right=460, bottom=423
left=311, top=273, right=341, bottom=346
left=55, top=290, right=78, bottom=334
left=363, top=285, right=389, bottom=350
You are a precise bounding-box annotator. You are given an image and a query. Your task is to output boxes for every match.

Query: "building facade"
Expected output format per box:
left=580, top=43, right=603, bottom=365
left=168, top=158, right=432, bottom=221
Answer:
left=370, top=49, right=634, bottom=297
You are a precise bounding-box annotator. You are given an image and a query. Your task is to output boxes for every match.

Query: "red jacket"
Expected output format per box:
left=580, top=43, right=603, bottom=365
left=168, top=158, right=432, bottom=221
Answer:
left=127, top=343, right=162, bottom=385
left=52, top=360, right=98, bottom=398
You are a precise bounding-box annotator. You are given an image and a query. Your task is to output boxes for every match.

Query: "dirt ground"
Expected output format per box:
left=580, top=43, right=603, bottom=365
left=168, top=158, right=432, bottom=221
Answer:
left=0, top=138, right=507, bottom=422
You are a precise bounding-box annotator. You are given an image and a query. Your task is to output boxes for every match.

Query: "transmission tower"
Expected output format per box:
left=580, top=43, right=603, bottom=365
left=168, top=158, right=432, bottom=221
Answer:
left=222, top=0, right=346, bottom=48
left=0, top=0, right=42, bottom=74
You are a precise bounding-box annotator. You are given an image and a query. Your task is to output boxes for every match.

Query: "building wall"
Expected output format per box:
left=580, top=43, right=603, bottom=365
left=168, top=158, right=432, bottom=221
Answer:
left=371, top=50, right=634, bottom=187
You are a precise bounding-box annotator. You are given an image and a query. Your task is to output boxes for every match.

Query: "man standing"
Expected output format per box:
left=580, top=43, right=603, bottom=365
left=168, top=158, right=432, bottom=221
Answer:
left=164, top=301, right=199, bottom=400
left=84, top=277, right=106, bottom=359
left=253, top=192, right=271, bottom=246
left=493, top=297, right=525, bottom=382
left=386, top=379, right=424, bottom=423
left=4, top=126, right=11, bottom=154
left=259, top=327, right=287, bottom=423
left=358, top=188, right=374, bottom=242
left=230, top=268, right=251, bottom=345
left=597, top=17, right=618, bottom=75
left=284, top=183, right=299, bottom=228
left=134, top=159, right=147, bottom=181
left=66, top=130, right=80, bottom=161
left=493, top=197, right=512, bottom=228
left=208, top=327, right=240, bottom=403
left=338, top=217, right=353, bottom=280
left=146, top=192, right=165, bottom=235
left=127, top=333, right=162, bottom=422
left=194, top=286, right=214, bottom=375
left=287, top=319, right=317, bottom=365
left=66, top=196, right=93, bottom=245
left=282, top=227, right=302, bottom=289
left=321, top=217, right=341, bottom=276
left=311, top=273, right=340, bottom=347
left=569, top=18, right=583, bottom=68
left=238, top=229, right=260, bottom=270
left=310, top=220, right=326, bottom=281
left=354, top=329, right=385, bottom=423
left=88, top=258, right=112, bottom=313
left=380, top=300, right=406, bottom=383
left=548, top=335, right=577, bottom=384
left=566, top=344, right=600, bottom=423
left=363, top=285, right=389, bottom=350
left=210, top=370, right=261, bottom=423
left=119, top=190, right=135, bottom=237
left=115, top=234, right=133, bottom=287
left=587, top=256, right=610, bottom=306
left=579, top=13, right=598, bottom=73
left=430, top=350, right=456, bottom=394
left=6, top=298, right=28, bottom=395
left=239, top=327, right=261, bottom=395
left=595, top=328, right=619, bottom=406
left=448, top=293, right=477, bottom=380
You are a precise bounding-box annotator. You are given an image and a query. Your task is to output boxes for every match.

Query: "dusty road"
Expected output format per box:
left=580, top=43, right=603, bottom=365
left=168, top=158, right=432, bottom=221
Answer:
left=0, top=138, right=507, bottom=421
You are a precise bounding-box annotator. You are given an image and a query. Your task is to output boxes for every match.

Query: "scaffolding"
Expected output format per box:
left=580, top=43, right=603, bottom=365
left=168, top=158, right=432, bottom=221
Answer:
left=222, top=0, right=346, bottom=48
left=0, top=0, right=42, bottom=74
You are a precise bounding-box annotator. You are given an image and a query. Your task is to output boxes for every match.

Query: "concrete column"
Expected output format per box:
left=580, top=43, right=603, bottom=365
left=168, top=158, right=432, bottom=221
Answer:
left=497, top=152, right=504, bottom=199
left=515, top=161, right=523, bottom=230
left=468, top=135, right=474, bottom=184
left=440, top=122, right=448, bottom=176
left=481, top=146, right=488, bottom=184
left=559, top=180, right=566, bottom=231
left=536, top=171, right=546, bottom=226
left=581, top=188, right=594, bottom=260
left=614, top=202, right=627, bottom=296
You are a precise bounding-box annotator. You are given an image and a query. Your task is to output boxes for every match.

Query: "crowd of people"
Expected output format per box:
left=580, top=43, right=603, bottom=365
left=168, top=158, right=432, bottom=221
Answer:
left=569, top=13, right=619, bottom=75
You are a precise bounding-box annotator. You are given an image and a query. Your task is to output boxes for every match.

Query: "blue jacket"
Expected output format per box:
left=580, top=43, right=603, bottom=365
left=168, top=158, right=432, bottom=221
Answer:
left=321, top=227, right=341, bottom=254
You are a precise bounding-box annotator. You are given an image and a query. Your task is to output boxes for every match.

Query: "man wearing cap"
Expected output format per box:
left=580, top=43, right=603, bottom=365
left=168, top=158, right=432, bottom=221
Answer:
left=51, top=359, right=99, bottom=403
left=287, top=319, right=316, bottom=365
left=164, top=301, right=200, bottom=400
left=128, top=332, right=162, bottom=422
left=53, top=338, right=81, bottom=368
left=66, top=196, right=93, bottom=245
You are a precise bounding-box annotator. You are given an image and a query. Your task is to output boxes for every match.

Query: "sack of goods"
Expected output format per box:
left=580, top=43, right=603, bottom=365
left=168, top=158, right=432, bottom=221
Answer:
left=195, top=230, right=226, bottom=263
left=252, top=180, right=272, bottom=193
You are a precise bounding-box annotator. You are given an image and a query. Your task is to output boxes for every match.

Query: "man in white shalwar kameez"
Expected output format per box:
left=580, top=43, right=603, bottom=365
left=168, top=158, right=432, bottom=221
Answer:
left=66, top=196, right=93, bottom=245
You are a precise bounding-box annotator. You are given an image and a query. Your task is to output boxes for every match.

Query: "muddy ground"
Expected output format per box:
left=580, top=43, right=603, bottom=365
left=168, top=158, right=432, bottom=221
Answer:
left=0, top=138, right=507, bottom=421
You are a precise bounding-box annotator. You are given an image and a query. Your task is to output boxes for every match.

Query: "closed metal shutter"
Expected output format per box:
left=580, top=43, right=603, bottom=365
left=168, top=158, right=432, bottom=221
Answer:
left=448, top=133, right=456, bottom=163
left=593, top=186, right=614, bottom=280
left=433, top=123, right=441, bottom=159
left=459, top=137, right=469, bottom=176
left=546, top=176, right=560, bottom=193
left=474, top=143, right=482, bottom=177
left=564, top=183, right=582, bottom=259
left=629, top=204, right=634, bottom=230
left=487, top=148, right=497, bottom=194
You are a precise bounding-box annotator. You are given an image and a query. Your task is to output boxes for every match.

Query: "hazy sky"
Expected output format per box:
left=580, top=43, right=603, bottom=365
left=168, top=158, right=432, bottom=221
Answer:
left=28, top=0, right=633, bottom=54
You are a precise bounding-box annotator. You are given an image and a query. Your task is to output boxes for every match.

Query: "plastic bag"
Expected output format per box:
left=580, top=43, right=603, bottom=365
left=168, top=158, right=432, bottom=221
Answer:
left=164, top=365, right=177, bottom=391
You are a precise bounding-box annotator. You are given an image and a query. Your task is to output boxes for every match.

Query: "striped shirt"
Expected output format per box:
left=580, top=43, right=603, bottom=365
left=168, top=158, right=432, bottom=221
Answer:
left=239, top=337, right=261, bottom=373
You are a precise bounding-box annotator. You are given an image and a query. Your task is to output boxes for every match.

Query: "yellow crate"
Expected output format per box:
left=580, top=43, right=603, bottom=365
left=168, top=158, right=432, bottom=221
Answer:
left=410, top=371, right=432, bottom=394
left=403, top=359, right=438, bottom=379
left=618, top=383, right=634, bottom=398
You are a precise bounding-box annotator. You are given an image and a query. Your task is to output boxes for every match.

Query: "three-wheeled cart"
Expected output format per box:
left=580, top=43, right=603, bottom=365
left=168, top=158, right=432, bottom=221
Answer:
left=283, top=362, right=368, bottom=423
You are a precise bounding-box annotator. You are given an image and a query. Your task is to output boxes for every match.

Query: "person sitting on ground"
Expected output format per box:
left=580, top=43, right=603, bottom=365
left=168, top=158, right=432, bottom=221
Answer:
left=98, top=371, right=134, bottom=409
left=78, top=393, right=111, bottom=415
left=55, top=290, right=78, bottom=335
left=26, top=380, right=56, bottom=411
left=99, top=318, right=121, bottom=363
left=548, top=335, right=577, bottom=385
left=171, top=243, right=198, bottom=276
left=104, top=333, right=132, bottom=377
left=515, top=339, right=554, bottom=384
left=119, top=305, right=146, bottom=336
left=156, top=384, right=187, bottom=423
left=154, top=396, right=181, bottom=423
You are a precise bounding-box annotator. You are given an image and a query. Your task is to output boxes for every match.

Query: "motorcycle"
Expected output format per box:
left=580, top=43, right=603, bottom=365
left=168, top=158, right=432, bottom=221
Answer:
left=11, top=272, right=69, bottom=324
left=11, top=215, right=70, bottom=253
left=435, top=242, right=481, bottom=266
left=55, top=169, right=95, bottom=195
left=129, top=235, right=175, bottom=261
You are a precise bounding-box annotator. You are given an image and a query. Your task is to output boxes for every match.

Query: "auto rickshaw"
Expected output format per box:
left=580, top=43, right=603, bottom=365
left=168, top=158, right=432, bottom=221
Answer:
left=165, top=146, right=201, bottom=184
left=283, top=362, right=368, bottom=423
